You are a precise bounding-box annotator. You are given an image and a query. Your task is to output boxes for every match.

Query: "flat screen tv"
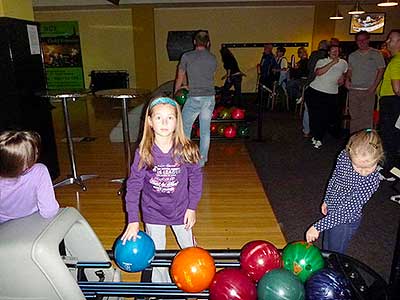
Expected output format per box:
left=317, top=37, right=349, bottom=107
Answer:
left=350, top=12, right=385, bottom=34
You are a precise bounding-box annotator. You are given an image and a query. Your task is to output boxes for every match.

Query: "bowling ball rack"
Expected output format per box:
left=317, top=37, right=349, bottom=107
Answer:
left=77, top=249, right=389, bottom=299
left=191, top=117, right=255, bottom=140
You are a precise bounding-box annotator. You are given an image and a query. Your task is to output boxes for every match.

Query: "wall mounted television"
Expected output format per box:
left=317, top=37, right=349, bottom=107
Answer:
left=350, top=12, right=386, bottom=34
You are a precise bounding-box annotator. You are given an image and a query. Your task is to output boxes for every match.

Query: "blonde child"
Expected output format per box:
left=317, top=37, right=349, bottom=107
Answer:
left=121, top=97, right=202, bottom=283
left=306, top=129, right=384, bottom=253
left=0, top=131, right=59, bottom=223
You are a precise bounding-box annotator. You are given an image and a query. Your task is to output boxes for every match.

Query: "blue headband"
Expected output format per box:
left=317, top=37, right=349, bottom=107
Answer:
left=149, top=97, right=177, bottom=109
left=365, top=128, right=372, bottom=133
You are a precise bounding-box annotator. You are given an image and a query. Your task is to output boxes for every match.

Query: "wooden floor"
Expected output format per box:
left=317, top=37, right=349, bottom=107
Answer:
left=52, top=96, right=286, bottom=281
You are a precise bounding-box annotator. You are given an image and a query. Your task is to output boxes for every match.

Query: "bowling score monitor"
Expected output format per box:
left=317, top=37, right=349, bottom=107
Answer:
left=350, top=12, right=386, bottom=35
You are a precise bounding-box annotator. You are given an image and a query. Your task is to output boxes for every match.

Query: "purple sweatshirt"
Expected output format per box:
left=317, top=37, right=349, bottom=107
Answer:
left=0, top=163, right=59, bottom=223
left=125, top=145, right=203, bottom=225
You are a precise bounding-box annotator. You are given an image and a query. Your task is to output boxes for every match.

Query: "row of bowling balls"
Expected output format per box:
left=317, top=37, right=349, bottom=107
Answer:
left=192, top=123, right=250, bottom=138
left=174, top=88, right=247, bottom=121
left=213, top=106, right=246, bottom=120
left=114, top=234, right=352, bottom=299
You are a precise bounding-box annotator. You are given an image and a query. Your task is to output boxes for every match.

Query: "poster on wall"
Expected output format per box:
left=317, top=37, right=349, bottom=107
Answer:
left=39, top=21, right=84, bottom=90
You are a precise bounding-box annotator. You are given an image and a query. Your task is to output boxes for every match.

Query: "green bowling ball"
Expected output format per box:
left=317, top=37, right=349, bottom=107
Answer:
left=174, top=88, right=189, bottom=106
left=282, top=241, right=325, bottom=283
left=257, top=268, right=305, bottom=300
left=237, top=126, right=250, bottom=137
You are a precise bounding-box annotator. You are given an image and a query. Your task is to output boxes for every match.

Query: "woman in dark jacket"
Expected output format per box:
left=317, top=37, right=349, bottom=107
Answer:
left=220, top=47, right=244, bottom=107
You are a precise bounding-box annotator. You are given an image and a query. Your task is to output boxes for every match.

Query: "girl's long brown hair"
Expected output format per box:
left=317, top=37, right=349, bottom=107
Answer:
left=138, top=98, right=200, bottom=169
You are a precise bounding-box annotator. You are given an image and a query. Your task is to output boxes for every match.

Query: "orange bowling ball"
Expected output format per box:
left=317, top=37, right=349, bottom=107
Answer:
left=171, top=246, right=216, bottom=293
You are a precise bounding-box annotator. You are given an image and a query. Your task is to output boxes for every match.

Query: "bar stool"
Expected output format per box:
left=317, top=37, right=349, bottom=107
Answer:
left=95, top=88, right=149, bottom=195
left=39, top=90, right=98, bottom=191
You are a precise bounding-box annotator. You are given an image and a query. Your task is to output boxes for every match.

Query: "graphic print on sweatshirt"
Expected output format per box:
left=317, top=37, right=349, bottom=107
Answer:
left=150, top=164, right=181, bottom=193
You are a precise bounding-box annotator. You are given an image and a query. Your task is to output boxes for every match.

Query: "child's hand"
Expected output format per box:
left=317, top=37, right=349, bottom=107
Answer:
left=321, top=202, right=328, bottom=215
left=121, top=222, right=140, bottom=245
left=184, top=209, right=196, bottom=230
left=306, top=226, right=320, bottom=243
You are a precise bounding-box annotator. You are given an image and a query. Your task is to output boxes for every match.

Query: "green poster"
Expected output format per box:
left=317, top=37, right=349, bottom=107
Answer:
left=40, top=21, right=84, bottom=90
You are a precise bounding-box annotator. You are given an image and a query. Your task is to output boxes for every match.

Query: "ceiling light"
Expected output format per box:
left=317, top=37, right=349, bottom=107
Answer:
left=377, top=0, right=399, bottom=6
left=330, top=9, right=344, bottom=20
left=349, top=2, right=365, bottom=14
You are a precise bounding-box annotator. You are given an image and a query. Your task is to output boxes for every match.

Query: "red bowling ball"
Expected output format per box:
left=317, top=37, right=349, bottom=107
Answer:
left=240, top=240, right=282, bottom=282
left=231, top=108, right=246, bottom=120
left=209, top=268, right=257, bottom=300
left=224, top=125, right=237, bottom=138
left=212, top=109, right=219, bottom=119
left=210, top=123, right=218, bottom=134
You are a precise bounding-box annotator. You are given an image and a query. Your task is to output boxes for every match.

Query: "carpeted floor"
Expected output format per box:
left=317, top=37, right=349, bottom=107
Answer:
left=245, top=109, right=400, bottom=283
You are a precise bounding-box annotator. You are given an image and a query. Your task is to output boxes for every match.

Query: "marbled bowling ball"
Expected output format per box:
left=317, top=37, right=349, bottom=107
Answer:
left=209, top=268, right=257, bottom=300
left=282, top=241, right=325, bottom=283
left=171, top=247, right=215, bottom=293
left=240, top=240, right=282, bottom=282
left=257, top=268, right=305, bottom=300
left=305, top=268, right=352, bottom=300
left=114, top=231, right=155, bottom=272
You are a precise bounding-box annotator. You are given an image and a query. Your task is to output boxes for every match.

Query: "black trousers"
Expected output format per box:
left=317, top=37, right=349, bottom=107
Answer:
left=379, top=95, right=400, bottom=175
left=222, top=74, right=243, bottom=107
left=305, top=87, right=338, bottom=142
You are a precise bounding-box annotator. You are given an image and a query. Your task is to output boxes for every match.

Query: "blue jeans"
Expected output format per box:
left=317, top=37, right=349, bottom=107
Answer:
left=182, top=96, right=215, bottom=166
left=323, top=220, right=361, bottom=254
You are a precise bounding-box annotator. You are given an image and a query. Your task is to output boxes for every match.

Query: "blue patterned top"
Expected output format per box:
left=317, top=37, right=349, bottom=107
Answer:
left=314, top=150, right=380, bottom=232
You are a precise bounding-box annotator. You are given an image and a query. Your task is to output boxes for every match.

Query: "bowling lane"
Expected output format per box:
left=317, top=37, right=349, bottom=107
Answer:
left=53, top=97, right=286, bottom=281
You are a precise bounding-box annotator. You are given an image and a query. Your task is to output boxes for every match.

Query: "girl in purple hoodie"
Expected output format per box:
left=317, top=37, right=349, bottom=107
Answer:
left=121, top=97, right=203, bottom=283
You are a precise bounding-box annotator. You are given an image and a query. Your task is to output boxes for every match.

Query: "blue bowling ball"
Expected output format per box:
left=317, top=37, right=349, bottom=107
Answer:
left=114, top=230, right=156, bottom=272
left=305, top=268, right=352, bottom=300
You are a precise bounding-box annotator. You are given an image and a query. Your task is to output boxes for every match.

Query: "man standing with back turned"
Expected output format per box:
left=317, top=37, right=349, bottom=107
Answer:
left=175, top=30, right=217, bottom=167
left=346, top=31, right=385, bottom=133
